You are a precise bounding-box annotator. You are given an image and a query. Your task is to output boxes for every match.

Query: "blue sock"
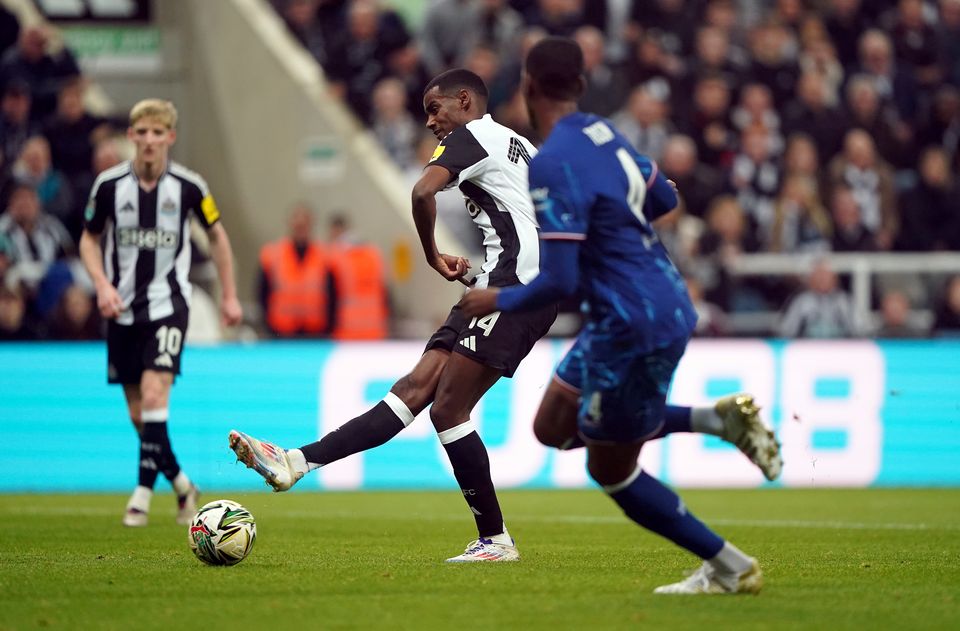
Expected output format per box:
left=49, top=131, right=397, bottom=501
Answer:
left=605, top=469, right=724, bottom=559
left=649, top=405, right=692, bottom=440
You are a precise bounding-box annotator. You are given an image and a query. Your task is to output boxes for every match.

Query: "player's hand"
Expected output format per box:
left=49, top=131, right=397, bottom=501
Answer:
left=432, top=253, right=471, bottom=284
left=95, top=283, right=123, bottom=320
left=667, top=179, right=678, bottom=194
left=221, top=296, right=243, bottom=327
left=459, top=287, right=499, bottom=318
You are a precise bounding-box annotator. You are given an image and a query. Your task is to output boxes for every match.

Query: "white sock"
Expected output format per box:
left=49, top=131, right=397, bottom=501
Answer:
left=709, top=541, right=753, bottom=575
left=691, top=406, right=725, bottom=436
left=488, top=524, right=513, bottom=546
left=172, top=471, right=192, bottom=496
left=286, top=448, right=318, bottom=476
left=126, top=485, right=153, bottom=513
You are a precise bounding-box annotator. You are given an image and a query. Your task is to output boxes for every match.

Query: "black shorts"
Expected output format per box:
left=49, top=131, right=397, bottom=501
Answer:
left=424, top=303, right=558, bottom=378
left=107, top=314, right=188, bottom=385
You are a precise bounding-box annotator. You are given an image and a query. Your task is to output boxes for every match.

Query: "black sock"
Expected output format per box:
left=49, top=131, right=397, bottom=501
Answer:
left=142, top=422, right=181, bottom=483
left=137, top=430, right=161, bottom=490
left=442, top=431, right=504, bottom=538
left=300, top=401, right=406, bottom=466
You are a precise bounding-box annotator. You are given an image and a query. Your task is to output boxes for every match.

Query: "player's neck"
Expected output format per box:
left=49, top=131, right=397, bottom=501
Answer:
left=535, top=103, right=578, bottom=139
left=133, top=158, right=166, bottom=191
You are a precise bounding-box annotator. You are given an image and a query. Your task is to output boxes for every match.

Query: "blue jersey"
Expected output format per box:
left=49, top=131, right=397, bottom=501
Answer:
left=530, top=112, right=696, bottom=351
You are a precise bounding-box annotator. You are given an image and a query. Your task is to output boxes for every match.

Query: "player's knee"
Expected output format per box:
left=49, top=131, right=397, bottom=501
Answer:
left=428, top=399, right=464, bottom=433
left=533, top=418, right=565, bottom=448
left=587, top=457, right=632, bottom=488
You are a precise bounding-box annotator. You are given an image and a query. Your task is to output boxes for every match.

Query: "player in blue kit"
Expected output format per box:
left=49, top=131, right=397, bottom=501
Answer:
left=461, top=37, right=766, bottom=594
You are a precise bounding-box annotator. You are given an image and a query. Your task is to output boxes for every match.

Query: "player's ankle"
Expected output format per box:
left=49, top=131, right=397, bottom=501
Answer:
left=286, top=448, right=316, bottom=477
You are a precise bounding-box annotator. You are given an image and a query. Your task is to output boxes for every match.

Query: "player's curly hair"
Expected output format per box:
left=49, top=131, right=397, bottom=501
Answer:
left=423, top=69, right=488, bottom=102
left=525, top=36, right=585, bottom=101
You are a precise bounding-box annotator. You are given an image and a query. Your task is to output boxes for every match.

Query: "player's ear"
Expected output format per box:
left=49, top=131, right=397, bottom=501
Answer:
left=458, top=88, right=471, bottom=111
left=168, top=128, right=177, bottom=146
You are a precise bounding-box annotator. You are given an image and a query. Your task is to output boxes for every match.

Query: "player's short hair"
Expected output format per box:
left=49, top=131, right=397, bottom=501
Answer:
left=525, top=36, right=585, bottom=101
left=423, top=69, right=488, bottom=102
left=129, top=98, right=178, bottom=128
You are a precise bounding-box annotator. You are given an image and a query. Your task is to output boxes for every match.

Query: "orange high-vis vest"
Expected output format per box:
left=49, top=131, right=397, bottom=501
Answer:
left=260, top=238, right=329, bottom=335
left=328, top=243, right=388, bottom=340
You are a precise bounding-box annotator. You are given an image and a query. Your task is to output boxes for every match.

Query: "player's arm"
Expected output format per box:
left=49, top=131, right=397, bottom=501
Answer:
left=411, top=164, right=470, bottom=283
left=207, top=221, right=243, bottom=326
left=79, top=228, right=122, bottom=319
left=640, top=158, right=678, bottom=221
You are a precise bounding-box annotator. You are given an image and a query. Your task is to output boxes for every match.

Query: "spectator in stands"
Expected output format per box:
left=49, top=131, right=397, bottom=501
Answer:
left=798, top=36, right=844, bottom=107
left=897, top=147, right=960, bottom=251
left=747, top=21, right=800, bottom=107
left=938, top=0, right=960, bottom=86
left=661, top=134, right=723, bottom=220
left=782, top=131, right=826, bottom=194
left=914, top=84, right=960, bottom=166
left=0, top=25, right=80, bottom=122
left=626, top=0, right=698, bottom=59
left=11, top=136, right=75, bottom=240
left=827, top=128, right=898, bottom=249
left=41, top=77, right=112, bottom=181
left=844, top=73, right=913, bottom=168
left=524, top=0, right=584, bottom=37
left=677, top=74, right=736, bottom=168
left=326, top=214, right=389, bottom=340
left=574, top=25, right=627, bottom=117
left=611, top=86, right=673, bottom=163
left=370, top=77, right=417, bottom=170
left=0, top=77, right=38, bottom=167
left=933, top=274, right=960, bottom=334
left=0, top=179, right=73, bottom=283
left=623, top=28, right=684, bottom=107
left=685, top=274, right=729, bottom=337
left=687, top=25, right=745, bottom=92
left=778, top=259, right=859, bottom=338
left=277, top=0, right=330, bottom=65
left=383, top=34, right=433, bottom=122
left=768, top=174, right=832, bottom=254
left=697, top=195, right=762, bottom=311
left=783, top=71, right=850, bottom=161
left=419, top=0, right=524, bottom=74
left=829, top=184, right=877, bottom=251
left=874, top=288, right=929, bottom=338
left=888, top=0, right=942, bottom=92
left=258, top=203, right=335, bottom=338
left=46, top=282, right=98, bottom=340
left=855, top=29, right=917, bottom=126
left=731, top=83, right=783, bottom=156
left=0, top=5, right=18, bottom=60
left=730, top=124, right=782, bottom=244
left=0, top=282, right=36, bottom=340
left=825, top=0, right=872, bottom=69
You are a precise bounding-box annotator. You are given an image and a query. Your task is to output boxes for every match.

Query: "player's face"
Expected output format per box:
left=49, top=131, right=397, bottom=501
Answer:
left=128, top=116, right=176, bottom=167
left=423, top=87, right=468, bottom=140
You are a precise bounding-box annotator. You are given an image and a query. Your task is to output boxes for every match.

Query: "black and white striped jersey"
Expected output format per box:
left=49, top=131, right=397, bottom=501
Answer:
left=429, top=114, right=539, bottom=289
left=0, top=213, right=73, bottom=264
left=84, top=160, right=221, bottom=325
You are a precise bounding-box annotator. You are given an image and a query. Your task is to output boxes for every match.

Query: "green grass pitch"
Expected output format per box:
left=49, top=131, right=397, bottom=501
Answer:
left=1, top=488, right=958, bottom=630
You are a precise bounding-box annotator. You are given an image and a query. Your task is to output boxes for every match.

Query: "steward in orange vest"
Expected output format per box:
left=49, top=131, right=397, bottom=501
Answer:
left=327, top=241, right=389, bottom=340
left=258, top=237, right=335, bottom=337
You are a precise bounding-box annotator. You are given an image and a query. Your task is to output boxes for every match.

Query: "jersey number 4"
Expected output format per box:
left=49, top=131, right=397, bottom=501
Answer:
left=615, top=148, right=649, bottom=228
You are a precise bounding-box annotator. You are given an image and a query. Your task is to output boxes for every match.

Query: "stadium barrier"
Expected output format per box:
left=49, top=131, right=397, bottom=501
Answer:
left=2, top=339, right=958, bottom=492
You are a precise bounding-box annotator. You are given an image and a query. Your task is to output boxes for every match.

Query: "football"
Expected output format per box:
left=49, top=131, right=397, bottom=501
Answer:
left=188, top=499, right=257, bottom=566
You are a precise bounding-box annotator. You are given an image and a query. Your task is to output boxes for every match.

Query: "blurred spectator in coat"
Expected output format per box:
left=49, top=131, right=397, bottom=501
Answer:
left=0, top=25, right=80, bottom=122
left=778, top=259, right=859, bottom=338
left=844, top=73, right=913, bottom=168
left=370, top=77, right=417, bottom=170
left=747, top=22, right=800, bottom=108
left=768, top=174, right=832, bottom=254
left=825, top=0, right=872, bottom=69
left=730, top=124, right=782, bottom=244
left=0, top=78, right=38, bottom=167
left=660, top=134, right=723, bottom=220
left=827, top=128, right=898, bottom=249
left=914, top=84, right=960, bottom=167
left=326, top=214, right=389, bottom=340
left=933, top=275, right=960, bottom=335
left=611, top=87, right=673, bottom=163
left=937, top=0, right=960, bottom=86
left=896, top=147, right=960, bottom=251
left=277, top=0, right=330, bottom=64
left=41, top=77, right=112, bottom=181
left=731, top=83, right=783, bottom=156
left=0, top=179, right=73, bottom=284
left=782, top=132, right=827, bottom=195
left=888, top=0, right=942, bottom=92
left=676, top=73, right=737, bottom=168
left=829, top=184, right=877, bottom=251
left=419, top=0, right=524, bottom=74
left=783, top=71, right=850, bottom=162
left=855, top=29, right=917, bottom=126
left=574, top=26, right=628, bottom=117
left=874, top=288, right=929, bottom=338
left=11, top=136, right=74, bottom=239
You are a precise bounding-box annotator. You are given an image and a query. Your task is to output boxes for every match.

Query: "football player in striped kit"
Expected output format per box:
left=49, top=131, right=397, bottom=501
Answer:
left=79, top=99, right=243, bottom=527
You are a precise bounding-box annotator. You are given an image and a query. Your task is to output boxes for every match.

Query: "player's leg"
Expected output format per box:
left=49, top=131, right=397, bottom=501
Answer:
left=429, top=352, right=518, bottom=562
left=229, top=348, right=449, bottom=491
left=586, top=442, right=761, bottom=594
left=138, top=368, right=198, bottom=524
left=120, top=382, right=153, bottom=526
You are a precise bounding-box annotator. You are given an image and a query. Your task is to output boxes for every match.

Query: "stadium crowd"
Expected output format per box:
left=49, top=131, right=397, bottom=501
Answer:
left=3, top=0, right=960, bottom=341
left=272, top=0, right=960, bottom=337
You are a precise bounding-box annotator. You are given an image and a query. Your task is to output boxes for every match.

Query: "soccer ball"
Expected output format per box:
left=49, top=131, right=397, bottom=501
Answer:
left=188, top=499, right=257, bottom=566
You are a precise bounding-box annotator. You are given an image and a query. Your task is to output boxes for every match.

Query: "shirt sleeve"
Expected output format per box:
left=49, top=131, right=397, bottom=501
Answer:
left=428, top=126, right=488, bottom=181
left=189, top=179, right=220, bottom=229
left=83, top=178, right=113, bottom=234
left=529, top=155, right=589, bottom=240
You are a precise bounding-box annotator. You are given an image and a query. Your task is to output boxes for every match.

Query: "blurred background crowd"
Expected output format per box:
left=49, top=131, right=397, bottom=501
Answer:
left=2, top=0, right=960, bottom=342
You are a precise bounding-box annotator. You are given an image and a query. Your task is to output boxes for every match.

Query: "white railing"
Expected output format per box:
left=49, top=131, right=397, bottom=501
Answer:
left=725, top=253, right=960, bottom=335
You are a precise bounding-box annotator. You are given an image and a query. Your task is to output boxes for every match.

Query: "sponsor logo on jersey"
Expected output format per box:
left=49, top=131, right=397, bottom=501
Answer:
left=429, top=144, right=445, bottom=162
left=161, top=198, right=177, bottom=214
left=117, top=227, right=179, bottom=249
left=582, top=121, right=614, bottom=146
left=465, top=199, right=482, bottom=219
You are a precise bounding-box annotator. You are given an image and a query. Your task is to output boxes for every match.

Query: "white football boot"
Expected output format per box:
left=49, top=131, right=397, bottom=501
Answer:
left=715, top=394, right=783, bottom=481
left=654, top=559, right=763, bottom=595
left=229, top=430, right=302, bottom=492
left=445, top=537, right=520, bottom=563
left=175, top=484, right=200, bottom=525
left=122, top=508, right=148, bottom=527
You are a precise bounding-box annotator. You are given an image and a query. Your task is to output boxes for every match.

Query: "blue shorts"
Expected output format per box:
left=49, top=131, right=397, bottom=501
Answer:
left=555, top=332, right=688, bottom=443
